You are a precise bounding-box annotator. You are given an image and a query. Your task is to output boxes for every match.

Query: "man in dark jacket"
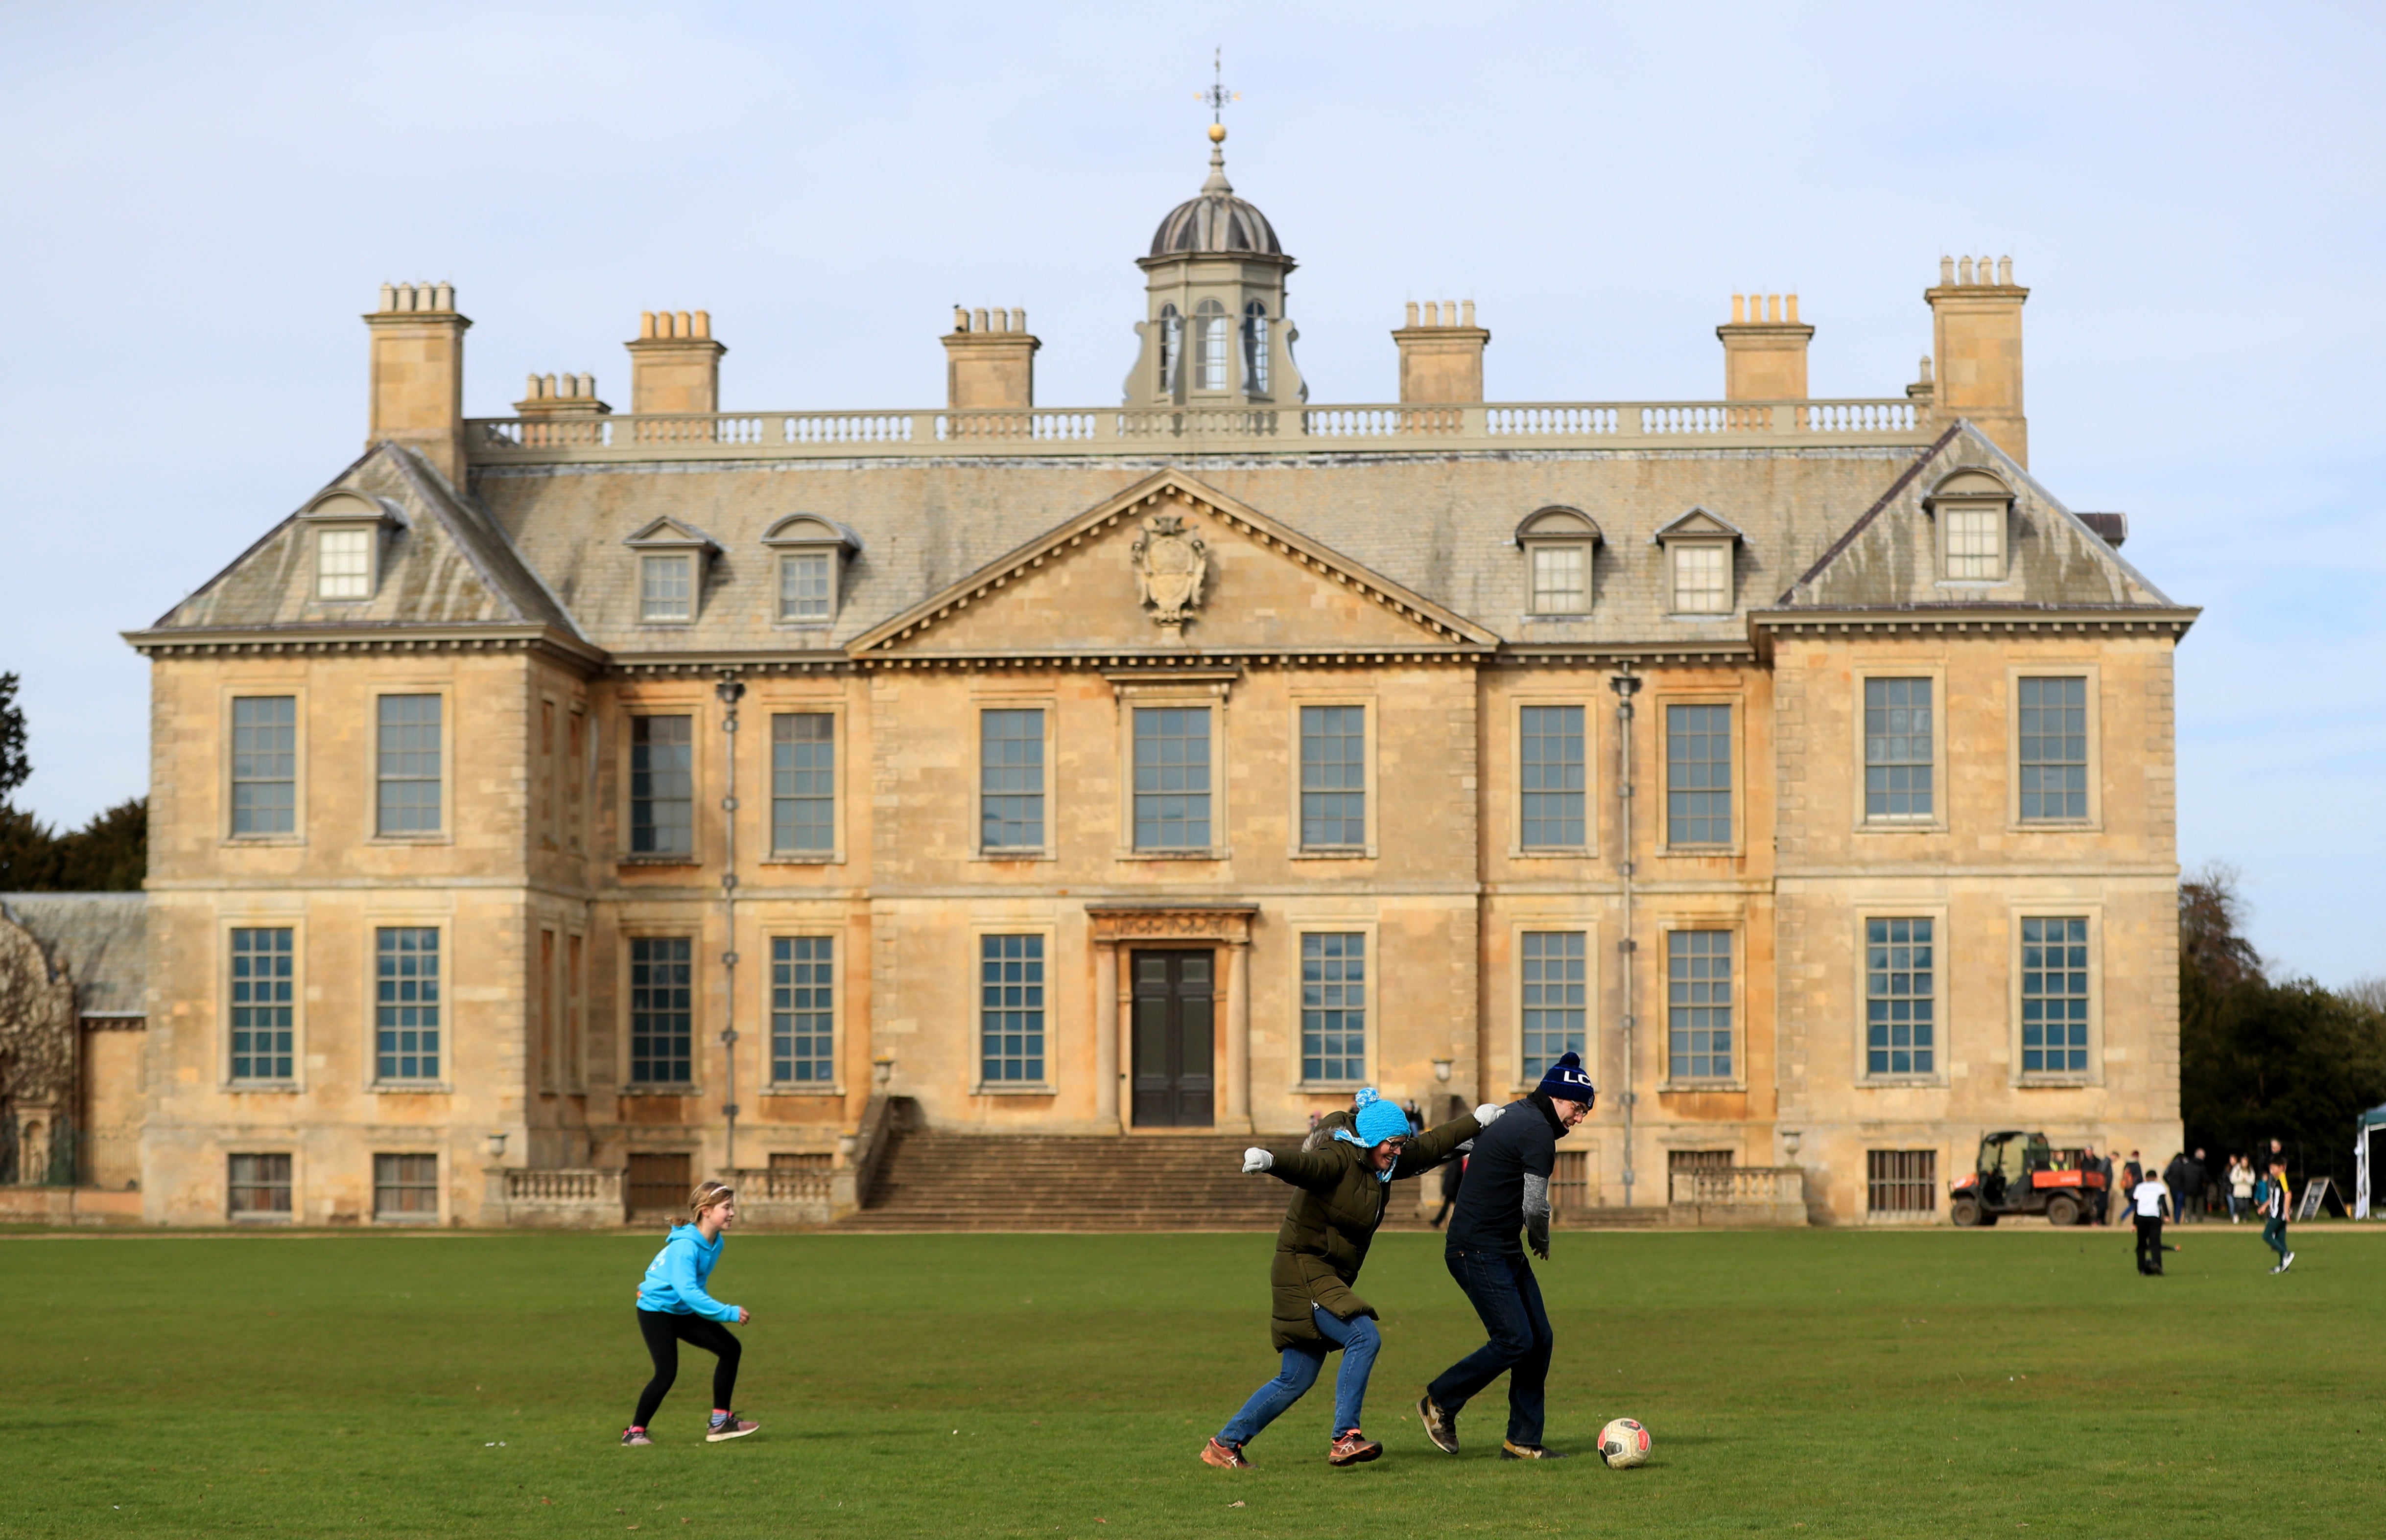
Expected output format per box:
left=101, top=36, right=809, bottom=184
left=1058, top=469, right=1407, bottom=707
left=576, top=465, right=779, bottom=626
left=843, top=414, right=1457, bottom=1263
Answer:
left=2180, top=1148, right=2208, bottom=1222
left=1417, top=1051, right=1595, bottom=1461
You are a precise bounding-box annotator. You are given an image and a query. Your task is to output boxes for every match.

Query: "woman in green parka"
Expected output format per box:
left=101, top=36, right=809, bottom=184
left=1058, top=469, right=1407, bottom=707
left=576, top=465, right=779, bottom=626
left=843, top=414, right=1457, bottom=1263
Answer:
left=1200, top=1088, right=1495, bottom=1469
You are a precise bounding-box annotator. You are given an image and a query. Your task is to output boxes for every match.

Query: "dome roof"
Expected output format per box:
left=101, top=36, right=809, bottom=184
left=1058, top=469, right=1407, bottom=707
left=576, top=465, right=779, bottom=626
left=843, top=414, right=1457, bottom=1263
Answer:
left=1148, top=136, right=1283, bottom=258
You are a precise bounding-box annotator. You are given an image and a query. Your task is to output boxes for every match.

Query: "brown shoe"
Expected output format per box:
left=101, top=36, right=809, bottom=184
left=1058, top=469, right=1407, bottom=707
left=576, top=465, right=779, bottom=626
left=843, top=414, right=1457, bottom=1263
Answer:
left=1417, top=1393, right=1459, bottom=1453
left=1499, top=1440, right=1571, bottom=1460
left=1328, top=1429, right=1383, bottom=1466
left=1201, top=1437, right=1252, bottom=1469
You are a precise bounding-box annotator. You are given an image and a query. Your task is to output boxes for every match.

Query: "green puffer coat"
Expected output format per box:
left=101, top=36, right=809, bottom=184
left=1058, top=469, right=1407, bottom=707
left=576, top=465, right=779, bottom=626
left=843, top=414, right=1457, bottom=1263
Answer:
left=1260, top=1113, right=1481, bottom=1350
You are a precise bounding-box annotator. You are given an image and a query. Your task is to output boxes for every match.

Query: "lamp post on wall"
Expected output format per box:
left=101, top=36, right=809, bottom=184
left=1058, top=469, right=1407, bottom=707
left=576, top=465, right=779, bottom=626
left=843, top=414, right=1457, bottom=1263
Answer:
left=716, top=675, right=746, bottom=1175
left=1609, top=665, right=1642, bottom=1208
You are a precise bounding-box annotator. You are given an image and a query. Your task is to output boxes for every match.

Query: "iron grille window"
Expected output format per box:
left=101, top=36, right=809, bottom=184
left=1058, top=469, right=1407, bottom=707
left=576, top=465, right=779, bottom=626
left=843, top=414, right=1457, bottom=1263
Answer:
left=770, top=713, right=834, bottom=853
left=2020, top=917, right=2091, bottom=1073
left=2018, top=677, right=2089, bottom=820
left=1520, top=705, right=1586, bottom=846
left=780, top=551, right=833, bottom=623
left=1299, top=705, right=1366, bottom=847
left=1520, top=931, right=1587, bottom=1080
left=228, top=927, right=294, bottom=1082
left=770, top=936, right=835, bottom=1085
left=1863, top=678, right=1933, bottom=820
left=230, top=696, right=297, bottom=836
left=1666, top=704, right=1732, bottom=845
left=627, top=1152, right=691, bottom=1214
left=1133, top=706, right=1211, bottom=849
left=1667, top=931, right=1733, bottom=1080
left=980, top=709, right=1045, bottom=850
left=629, top=936, right=694, bottom=1084
left=1300, top=933, right=1366, bottom=1083
left=376, top=694, right=442, bottom=835
left=228, top=1152, right=292, bottom=1218
left=1867, top=1149, right=1937, bottom=1213
left=979, top=935, right=1045, bottom=1083
left=640, top=553, right=692, bottom=621
left=630, top=716, right=694, bottom=855
left=373, top=1153, right=439, bottom=1220
left=374, top=927, right=441, bottom=1082
left=1865, top=918, right=1934, bottom=1075
left=1551, top=1149, right=1591, bottom=1214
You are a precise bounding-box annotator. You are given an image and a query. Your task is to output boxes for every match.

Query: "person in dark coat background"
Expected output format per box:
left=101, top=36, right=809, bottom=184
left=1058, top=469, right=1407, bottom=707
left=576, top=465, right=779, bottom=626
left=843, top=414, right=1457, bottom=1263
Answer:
left=2179, top=1148, right=2209, bottom=1222
left=1431, top=1148, right=1466, bottom=1230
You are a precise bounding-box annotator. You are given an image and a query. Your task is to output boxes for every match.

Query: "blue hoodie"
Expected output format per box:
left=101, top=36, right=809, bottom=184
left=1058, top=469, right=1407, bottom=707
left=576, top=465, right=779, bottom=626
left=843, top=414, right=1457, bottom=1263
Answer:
left=635, top=1224, right=741, bottom=1321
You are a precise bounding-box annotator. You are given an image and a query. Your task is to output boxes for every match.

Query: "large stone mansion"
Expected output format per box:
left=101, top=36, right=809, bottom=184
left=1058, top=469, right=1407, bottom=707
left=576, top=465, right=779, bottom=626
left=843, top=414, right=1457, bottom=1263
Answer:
left=76, top=124, right=2192, bottom=1226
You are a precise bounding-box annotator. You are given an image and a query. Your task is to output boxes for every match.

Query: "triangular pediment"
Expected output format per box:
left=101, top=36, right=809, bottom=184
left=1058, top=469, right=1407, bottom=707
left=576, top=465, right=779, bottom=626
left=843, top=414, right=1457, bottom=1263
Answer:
left=1652, top=506, right=1744, bottom=542
left=848, top=471, right=1499, bottom=658
left=622, top=515, right=721, bottom=551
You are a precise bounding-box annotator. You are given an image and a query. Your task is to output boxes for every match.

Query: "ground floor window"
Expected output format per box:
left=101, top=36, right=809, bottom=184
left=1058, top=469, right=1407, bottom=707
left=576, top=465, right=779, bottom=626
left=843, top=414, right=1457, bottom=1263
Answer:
left=770, top=936, right=835, bottom=1085
left=1666, top=931, right=1733, bottom=1080
left=228, top=1152, right=292, bottom=1219
left=1299, top=933, right=1366, bottom=1083
left=979, top=934, right=1045, bottom=1083
left=373, top=1153, right=438, bottom=1220
left=1867, top=1149, right=1937, bottom=1214
left=1551, top=1149, right=1592, bottom=1214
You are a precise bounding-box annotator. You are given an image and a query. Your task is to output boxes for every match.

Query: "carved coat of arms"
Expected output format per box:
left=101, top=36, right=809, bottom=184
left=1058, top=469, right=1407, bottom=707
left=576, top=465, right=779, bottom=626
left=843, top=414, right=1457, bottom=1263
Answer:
left=1130, top=513, right=1208, bottom=627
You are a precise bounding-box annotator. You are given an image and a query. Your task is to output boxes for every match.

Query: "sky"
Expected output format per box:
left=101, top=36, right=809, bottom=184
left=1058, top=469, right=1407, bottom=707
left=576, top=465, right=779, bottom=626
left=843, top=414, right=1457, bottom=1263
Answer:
left=1, top=2, right=2379, bottom=982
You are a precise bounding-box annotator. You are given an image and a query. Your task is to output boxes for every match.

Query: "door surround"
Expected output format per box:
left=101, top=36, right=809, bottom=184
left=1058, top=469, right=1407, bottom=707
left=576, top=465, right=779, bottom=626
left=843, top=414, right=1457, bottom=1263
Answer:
left=1087, top=903, right=1256, bottom=1135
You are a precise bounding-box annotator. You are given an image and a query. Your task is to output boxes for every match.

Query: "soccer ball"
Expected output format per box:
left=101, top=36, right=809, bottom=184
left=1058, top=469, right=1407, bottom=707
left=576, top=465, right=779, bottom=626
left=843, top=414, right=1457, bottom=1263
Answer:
left=1598, top=1417, right=1652, bottom=1469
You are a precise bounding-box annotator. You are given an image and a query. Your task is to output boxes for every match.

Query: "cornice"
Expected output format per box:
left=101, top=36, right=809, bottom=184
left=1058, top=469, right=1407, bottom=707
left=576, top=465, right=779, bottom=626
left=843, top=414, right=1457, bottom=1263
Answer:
left=123, top=623, right=607, bottom=671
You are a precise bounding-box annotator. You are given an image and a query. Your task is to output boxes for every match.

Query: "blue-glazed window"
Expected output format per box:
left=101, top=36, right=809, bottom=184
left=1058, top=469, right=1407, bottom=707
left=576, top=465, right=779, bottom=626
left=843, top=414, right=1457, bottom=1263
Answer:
left=1133, top=706, right=1211, bottom=849
left=375, top=927, right=441, bottom=1082
left=1667, top=931, right=1732, bottom=1080
left=228, top=927, right=294, bottom=1082
left=230, top=696, right=296, bottom=836
left=980, top=710, right=1045, bottom=850
left=770, top=936, right=834, bottom=1084
left=1300, top=933, right=1366, bottom=1083
left=1299, top=706, right=1366, bottom=848
left=376, top=695, right=442, bottom=836
left=1863, top=678, right=1932, bottom=821
left=2020, top=917, right=2091, bottom=1073
left=629, top=936, right=694, bottom=1084
left=1665, top=704, right=1731, bottom=845
left=1521, top=931, right=1586, bottom=1080
left=1520, top=705, right=1585, bottom=847
left=1865, top=918, right=1933, bottom=1076
left=2017, top=677, right=2088, bottom=821
left=771, top=713, right=834, bottom=854
left=980, top=935, right=1045, bottom=1083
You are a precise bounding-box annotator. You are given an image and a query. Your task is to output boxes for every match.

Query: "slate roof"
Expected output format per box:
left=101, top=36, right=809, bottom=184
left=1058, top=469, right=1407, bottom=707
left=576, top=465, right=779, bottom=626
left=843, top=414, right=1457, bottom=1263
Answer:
left=0, top=894, right=146, bottom=1017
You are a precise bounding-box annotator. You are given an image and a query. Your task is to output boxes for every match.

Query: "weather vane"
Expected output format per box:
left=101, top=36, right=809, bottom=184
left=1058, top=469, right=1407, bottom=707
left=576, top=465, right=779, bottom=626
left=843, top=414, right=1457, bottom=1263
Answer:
left=1197, top=47, right=1239, bottom=125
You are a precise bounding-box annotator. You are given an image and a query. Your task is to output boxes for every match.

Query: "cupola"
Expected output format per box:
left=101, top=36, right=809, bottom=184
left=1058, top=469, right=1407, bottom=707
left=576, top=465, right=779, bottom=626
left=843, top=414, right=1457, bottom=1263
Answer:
left=1123, top=125, right=1305, bottom=408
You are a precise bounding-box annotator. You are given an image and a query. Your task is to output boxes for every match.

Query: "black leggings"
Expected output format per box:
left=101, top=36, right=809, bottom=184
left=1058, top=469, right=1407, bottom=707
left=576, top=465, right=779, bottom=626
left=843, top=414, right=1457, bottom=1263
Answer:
left=633, top=1310, right=741, bottom=1427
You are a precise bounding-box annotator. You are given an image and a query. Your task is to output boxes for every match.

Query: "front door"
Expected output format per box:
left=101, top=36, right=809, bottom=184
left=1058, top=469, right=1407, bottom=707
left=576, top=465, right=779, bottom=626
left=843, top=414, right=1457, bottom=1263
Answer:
left=1131, top=950, right=1215, bottom=1127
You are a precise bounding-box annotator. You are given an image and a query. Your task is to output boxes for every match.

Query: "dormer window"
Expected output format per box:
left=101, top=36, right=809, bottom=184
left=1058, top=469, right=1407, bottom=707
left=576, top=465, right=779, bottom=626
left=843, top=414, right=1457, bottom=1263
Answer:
left=622, top=516, right=723, bottom=626
left=1514, top=506, right=1603, bottom=618
left=761, top=513, right=864, bottom=629
left=1652, top=508, right=1746, bottom=618
left=1926, top=468, right=2014, bottom=583
left=1244, top=302, right=1271, bottom=395
left=297, top=490, right=402, bottom=602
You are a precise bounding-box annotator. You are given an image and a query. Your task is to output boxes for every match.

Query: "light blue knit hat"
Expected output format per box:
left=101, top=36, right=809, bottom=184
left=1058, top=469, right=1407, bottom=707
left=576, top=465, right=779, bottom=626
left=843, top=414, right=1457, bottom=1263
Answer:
left=1336, top=1087, right=1412, bottom=1147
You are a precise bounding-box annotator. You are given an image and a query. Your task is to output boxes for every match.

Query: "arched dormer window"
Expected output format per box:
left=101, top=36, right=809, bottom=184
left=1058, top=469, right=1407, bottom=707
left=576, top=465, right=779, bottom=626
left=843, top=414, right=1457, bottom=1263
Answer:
left=298, top=490, right=403, bottom=602
left=1195, top=299, right=1228, bottom=391
left=1158, top=305, right=1181, bottom=391
left=1243, top=302, right=1271, bottom=396
left=1923, top=467, right=2014, bottom=583
left=761, top=514, right=863, bottom=627
left=1514, top=506, right=1602, bottom=617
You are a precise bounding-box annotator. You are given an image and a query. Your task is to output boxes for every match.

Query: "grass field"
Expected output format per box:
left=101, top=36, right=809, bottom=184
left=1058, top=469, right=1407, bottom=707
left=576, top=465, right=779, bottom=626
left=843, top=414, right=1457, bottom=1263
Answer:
left=3, top=1224, right=2381, bottom=1538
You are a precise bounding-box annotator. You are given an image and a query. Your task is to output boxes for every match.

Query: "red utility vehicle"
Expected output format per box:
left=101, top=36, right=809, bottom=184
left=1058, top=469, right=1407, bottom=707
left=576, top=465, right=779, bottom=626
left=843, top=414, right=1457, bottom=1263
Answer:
left=1949, top=1131, right=2106, bottom=1226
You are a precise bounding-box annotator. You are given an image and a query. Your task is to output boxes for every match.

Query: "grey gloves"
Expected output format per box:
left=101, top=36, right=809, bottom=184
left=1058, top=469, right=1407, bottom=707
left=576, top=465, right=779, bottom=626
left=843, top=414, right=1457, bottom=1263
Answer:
left=1474, top=1102, right=1505, bottom=1125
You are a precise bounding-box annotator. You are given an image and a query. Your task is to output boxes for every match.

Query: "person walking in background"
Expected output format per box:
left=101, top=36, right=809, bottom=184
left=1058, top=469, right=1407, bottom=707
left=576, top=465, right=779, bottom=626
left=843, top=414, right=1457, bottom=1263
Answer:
left=1404, top=1098, right=1425, bottom=1137
left=2095, top=1149, right=2117, bottom=1224
left=1430, top=1148, right=1466, bottom=1230
left=2260, top=1158, right=2295, bottom=1274
left=2161, top=1151, right=2190, bottom=1221
left=2228, top=1155, right=2254, bottom=1223
left=2180, top=1148, right=2209, bottom=1223
left=2132, top=1164, right=2172, bottom=1276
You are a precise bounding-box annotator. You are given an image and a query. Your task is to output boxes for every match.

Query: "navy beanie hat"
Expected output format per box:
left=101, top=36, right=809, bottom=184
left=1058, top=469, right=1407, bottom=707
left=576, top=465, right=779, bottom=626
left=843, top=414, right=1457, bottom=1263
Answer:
left=1536, top=1051, right=1596, bottom=1106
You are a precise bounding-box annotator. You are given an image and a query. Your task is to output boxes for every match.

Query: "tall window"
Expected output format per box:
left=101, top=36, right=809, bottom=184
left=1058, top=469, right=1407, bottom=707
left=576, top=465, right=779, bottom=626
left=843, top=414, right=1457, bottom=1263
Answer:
left=629, top=936, right=694, bottom=1084
left=979, top=709, right=1045, bottom=850
left=1243, top=302, right=1271, bottom=394
left=1530, top=544, right=1586, bottom=614
left=1944, top=507, right=2003, bottom=579
left=376, top=695, right=442, bottom=835
left=630, top=715, right=694, bottom=856
left=1867, top=1150, right=1937, bottom=1214
left=1521, top=932, right=1587, bottom=1080
left=979, top=935, right=1044, bottom=1083
left=1133, top=706, right=1211, bottom=849
left=1195, top=299, right=1228, bottom=391
left=228, top=1153, right=292, bottom=1219
left=771, top=713, right=834, bottom=853
left=2020, top=917, right=2091, bottom=1074
left=230, top=696, right=297, bottom=836
left=640, top=554, right=693, bottom=622
left=1300, top=933, right=1366, bottom=1083
left=229, top=927, right=294, bottom=1082
left=1299, top=705, right=1366, bottom=848
left=1666, top=704, right=1731, bottom=845
left=1520, top=705, right=1585, bottom=847
left=1863, top=678, right=1933, bottom=821
left=1865, top=918, right=1934, bottom=1076
left=1667, top=931, right=1732, bottom=1080
left=1672, top=544, right=1730, bottom=613
left=780, top=551, right=833, bottom=624
left=2017, top=677, right=2088, bottom=821
left=1158, top=304, right=1181, bottom=388
left=316, top=528, right=371, bottom=599
left=374, top=1153, right=438, bottom=1220
left=374, top=928, right=440, bottom=1082
left=770, top=936, right=834, bottom=1084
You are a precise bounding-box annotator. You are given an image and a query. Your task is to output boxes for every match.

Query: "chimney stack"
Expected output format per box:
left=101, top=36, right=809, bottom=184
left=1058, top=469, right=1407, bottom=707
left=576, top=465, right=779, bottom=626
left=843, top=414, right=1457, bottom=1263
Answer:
left=512, top=372, right=611, bottom=418
left=942, top=305, right=1040, bottom=411
left=364, top=280, right=471, bottom=487
left=1393, top=299, right=1489, bottom=404
left=1924, top=256, right=2029, bottom=465
left=627, top=309, right=726, bottom=415
left=1716, top=292, right=1814, bottom=401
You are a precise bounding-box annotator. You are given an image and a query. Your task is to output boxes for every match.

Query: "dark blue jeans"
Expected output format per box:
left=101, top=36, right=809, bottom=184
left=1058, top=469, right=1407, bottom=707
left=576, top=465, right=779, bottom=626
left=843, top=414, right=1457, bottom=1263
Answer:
left=1217, top=1305, right=1381, bottom=1445
left=1427, top=1247, right=1554, bottom=1446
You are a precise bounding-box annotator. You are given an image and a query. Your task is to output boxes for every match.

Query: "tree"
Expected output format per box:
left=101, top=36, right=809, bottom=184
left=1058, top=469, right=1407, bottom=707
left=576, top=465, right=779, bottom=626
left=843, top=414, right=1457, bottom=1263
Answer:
left=0, top=804, right=60, bottom=890
left=54, top=799, right=146, bottom=891
left=0, top=672, right=27, bottom=805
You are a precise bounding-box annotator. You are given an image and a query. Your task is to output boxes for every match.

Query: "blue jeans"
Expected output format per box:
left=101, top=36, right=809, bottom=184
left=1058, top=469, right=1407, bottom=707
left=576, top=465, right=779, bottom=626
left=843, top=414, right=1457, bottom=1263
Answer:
left=1217, top=1305, right=1381, bottom=1445
left=1427, top=1247, right=1554, bottom=1446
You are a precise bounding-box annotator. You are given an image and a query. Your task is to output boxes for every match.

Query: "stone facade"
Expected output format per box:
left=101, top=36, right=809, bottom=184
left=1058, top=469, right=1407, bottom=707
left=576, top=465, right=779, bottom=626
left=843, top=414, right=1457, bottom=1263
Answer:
left=117, top=132, right=2192, bottom=1227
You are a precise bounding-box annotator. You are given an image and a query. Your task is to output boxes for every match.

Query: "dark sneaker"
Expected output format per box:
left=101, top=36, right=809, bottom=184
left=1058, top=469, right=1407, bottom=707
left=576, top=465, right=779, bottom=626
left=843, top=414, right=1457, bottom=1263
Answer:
left=1417, top=1393, right=1459, bottom=1454
left=1201, top=1437, right=1252, bottom=1469
left=1328, top=1429, right=1383, bottom=1467
left=1500, top=1441, right=1570, bottom=1460
left=620, top=1428, right=652, bottom=1447
left=705, top=1412, right=759, bottom=1443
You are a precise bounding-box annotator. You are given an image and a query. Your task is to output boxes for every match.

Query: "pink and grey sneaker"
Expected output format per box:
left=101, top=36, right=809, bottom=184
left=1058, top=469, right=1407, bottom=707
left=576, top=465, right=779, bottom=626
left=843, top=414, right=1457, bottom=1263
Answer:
left=705, top=1411, right=759, bottom=1442
left=620, top=1427, right=653, bottom=1447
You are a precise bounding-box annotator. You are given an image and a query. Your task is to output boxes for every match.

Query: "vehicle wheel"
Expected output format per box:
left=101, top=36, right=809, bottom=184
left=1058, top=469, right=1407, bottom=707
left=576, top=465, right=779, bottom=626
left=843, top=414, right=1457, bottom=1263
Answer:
left=1951, top=1197, right=1982, bottom=1228
left=2046, top=1194, right=2080, bottom=1227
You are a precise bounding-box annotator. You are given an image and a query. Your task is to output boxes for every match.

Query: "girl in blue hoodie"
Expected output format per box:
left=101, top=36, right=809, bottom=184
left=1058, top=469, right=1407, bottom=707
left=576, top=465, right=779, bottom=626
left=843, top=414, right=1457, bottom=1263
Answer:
left=622, top=1180, right=758, bottom=1445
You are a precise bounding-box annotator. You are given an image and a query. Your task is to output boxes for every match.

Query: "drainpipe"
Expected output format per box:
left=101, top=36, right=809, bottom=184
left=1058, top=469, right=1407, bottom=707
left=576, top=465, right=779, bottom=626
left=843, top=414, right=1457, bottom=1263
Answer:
left=1610, top=665, right=1643, bottom=1208
left=715, top=675, right=746, bottom=1175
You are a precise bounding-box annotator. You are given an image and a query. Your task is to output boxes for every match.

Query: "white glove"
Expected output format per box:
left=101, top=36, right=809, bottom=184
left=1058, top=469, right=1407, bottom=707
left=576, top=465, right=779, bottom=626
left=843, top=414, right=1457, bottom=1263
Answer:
left=1242, top=1147, right=1273, bottom=1174
left=1475, top=1102, right=1505, bottom=1126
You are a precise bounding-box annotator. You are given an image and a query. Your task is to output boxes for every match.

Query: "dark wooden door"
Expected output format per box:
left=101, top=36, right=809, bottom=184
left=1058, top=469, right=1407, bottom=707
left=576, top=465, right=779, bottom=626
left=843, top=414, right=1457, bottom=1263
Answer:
left=1131, top=950, right=1214, bottom=1127
left=627, top=1151, right=692, bottom=1215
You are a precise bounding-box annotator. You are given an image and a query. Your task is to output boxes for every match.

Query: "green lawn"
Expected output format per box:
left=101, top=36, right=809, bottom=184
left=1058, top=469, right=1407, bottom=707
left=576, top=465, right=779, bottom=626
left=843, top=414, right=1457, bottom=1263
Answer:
left=2, top=1225, right=2380, bottom=1538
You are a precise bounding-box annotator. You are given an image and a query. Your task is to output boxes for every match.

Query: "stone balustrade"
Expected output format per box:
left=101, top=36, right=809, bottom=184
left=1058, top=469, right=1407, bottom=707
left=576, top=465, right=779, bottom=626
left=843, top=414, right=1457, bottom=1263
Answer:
left=1668, top=1165, right=1810, bottom=1227
left=489, top=1167, right=625, bottom=1229
left=729, top=1166, right=835, bottom=1229
left=466, top=397, right=1927, bottom=464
